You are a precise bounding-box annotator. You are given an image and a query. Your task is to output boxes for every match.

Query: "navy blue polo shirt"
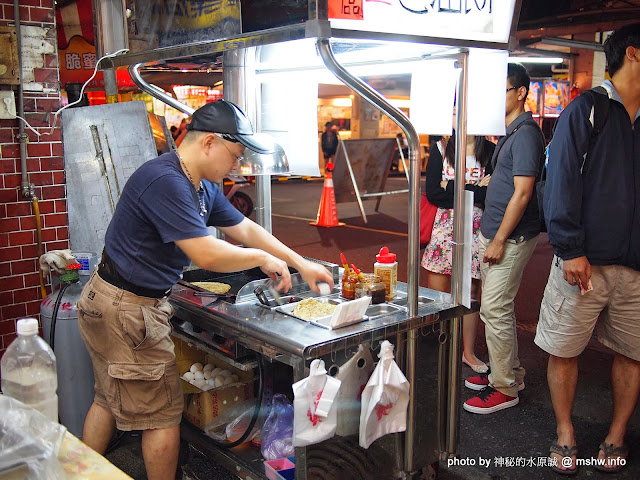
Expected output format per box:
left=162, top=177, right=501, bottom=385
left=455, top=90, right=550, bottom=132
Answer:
left=104, top=151, right=245, bottom=291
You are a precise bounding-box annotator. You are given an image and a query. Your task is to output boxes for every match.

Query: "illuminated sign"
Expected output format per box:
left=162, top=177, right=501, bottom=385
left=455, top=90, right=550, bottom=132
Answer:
left=329, top=0, right=517, bottom=45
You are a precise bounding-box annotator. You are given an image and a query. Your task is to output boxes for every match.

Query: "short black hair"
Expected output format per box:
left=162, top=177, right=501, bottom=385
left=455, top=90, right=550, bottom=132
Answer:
left=604, top=22, right=640, bottom=77
left=507, top=62, right=531, bottom=99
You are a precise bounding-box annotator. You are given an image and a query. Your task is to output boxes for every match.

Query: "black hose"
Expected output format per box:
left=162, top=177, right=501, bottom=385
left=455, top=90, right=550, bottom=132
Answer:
left=49, top=282, right=70, bottom=351
left=215, top=353, right=264, bottom=449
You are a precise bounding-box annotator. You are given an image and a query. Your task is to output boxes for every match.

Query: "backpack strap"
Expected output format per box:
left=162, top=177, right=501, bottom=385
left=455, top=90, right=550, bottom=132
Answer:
left=580, top=86, right=610, bottom=172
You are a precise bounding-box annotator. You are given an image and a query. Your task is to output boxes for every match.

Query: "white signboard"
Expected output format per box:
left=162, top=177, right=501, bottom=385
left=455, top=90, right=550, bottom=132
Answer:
left=329, top=0, right=517, bottom=45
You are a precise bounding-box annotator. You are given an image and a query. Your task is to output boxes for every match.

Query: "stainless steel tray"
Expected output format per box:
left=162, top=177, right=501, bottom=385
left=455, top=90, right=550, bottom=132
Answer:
left=274, top=296, right=371, bottom=330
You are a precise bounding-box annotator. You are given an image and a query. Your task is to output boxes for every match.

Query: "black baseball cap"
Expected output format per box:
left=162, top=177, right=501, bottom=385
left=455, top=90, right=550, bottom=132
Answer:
left=186, top=100, right=275, bottom=154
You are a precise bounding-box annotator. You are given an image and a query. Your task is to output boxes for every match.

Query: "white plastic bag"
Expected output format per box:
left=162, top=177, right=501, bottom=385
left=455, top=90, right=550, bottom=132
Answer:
left=359, top=340, right=410, bottom=449
left=292, top=359, right=341, bottom=447
left=335, top=343, right=374, bottom=437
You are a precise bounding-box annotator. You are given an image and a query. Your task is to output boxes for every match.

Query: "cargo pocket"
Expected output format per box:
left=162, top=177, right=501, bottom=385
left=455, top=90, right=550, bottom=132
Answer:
left=76, top=300, right=106, bottom=352
left=108, top=362, right=171, bottom=415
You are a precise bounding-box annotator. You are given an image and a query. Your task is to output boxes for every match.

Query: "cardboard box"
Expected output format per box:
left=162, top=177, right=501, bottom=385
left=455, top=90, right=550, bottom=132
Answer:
left=173, top=337, right=254, bottom=430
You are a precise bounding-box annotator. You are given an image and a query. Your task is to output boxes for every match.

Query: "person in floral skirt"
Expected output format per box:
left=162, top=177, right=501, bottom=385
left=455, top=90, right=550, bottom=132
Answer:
left=421, top=133, right=495, bottom=372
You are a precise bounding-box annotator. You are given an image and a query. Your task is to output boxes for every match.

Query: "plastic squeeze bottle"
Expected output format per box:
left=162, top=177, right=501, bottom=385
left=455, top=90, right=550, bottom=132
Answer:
left=1, top=317, right=59, bottom=422
left=374, top=246, right=398, bottom=301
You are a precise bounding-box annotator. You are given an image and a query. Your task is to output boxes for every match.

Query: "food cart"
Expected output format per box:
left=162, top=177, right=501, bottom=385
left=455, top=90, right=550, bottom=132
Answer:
left=76, top=1, right=521, bottom=478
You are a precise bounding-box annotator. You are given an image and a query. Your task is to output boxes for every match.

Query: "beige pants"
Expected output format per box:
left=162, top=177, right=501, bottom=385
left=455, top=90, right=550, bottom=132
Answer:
left=479, top=233, right=538, bottom=397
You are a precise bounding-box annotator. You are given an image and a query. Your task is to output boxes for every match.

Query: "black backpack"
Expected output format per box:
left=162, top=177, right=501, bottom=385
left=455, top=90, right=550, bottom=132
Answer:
left=536, top=86, right=610, bottom=233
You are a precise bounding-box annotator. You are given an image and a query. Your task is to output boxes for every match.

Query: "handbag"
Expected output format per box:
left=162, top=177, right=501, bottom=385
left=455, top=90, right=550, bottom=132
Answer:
left=420, top=193, right=437, bottom=248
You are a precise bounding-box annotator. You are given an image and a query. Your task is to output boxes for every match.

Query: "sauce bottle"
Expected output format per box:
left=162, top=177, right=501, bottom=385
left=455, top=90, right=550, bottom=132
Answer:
left=341, top=269, right=358, bottom=300
left=374, top=246, right=397, bottom=301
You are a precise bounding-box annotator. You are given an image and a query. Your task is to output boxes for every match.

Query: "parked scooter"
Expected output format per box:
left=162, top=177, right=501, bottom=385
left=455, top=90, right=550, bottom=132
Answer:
left=224, top=174, right=254, bottom=217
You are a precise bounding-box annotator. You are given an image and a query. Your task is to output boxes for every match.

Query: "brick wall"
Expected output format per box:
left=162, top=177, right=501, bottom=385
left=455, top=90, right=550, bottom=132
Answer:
left=0, top=0, right=65, bottom=358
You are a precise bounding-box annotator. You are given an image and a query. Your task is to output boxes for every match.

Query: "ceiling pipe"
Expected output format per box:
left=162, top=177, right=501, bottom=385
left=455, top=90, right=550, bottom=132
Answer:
left=129, top=63, right=194, bottom=115
left=539, top=37, right=604, bottom=51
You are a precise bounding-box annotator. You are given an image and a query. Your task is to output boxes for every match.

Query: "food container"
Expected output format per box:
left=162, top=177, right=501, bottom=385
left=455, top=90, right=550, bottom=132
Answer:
left=354, top=273, right=386, bottom=304
left=341, top=270, right=359, bottom=300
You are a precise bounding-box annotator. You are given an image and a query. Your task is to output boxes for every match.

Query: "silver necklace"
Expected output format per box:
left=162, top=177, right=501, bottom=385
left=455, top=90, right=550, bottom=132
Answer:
left=176, top=151, right=207, bottom=217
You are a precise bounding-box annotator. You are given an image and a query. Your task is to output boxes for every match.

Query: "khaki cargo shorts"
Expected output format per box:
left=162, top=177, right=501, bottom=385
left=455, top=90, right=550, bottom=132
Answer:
left=535, top=256, right=640, bottom=361
left=77, top=272, right=183, bottom=431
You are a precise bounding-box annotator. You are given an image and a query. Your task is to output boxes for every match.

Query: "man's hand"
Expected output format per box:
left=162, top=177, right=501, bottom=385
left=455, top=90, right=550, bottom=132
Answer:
left=483, top=239, right=505, bottom=265
left=259, top=254, right=292, bottom=292
left=563, top=256, right=591, bottom=289
left=297, top=259, right=335, bottom=293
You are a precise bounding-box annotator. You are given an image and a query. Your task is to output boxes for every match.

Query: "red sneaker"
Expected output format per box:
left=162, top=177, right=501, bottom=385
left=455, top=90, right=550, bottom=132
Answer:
left=465, top=374, right=525, bottom=392
left=463, top=387, right=519, bottom=414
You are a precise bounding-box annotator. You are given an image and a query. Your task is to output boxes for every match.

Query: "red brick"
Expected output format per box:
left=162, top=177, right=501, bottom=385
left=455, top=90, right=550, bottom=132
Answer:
left=27, top=142, right=51, bottom=158
left=0, top=246, right=22, bottom=263
left=51, top=143, right=63, bottom=157
left=40, top=228, right=56, bottom=242
left=38, top=128, right=61, bottom=142
left=19, top=216, right=36, bottom=231
left=0, top=204, right=4, bottom=217
left=20, top=244, right=39, bottom=259
left=42, top=156, right=63, bottom=170
left=0, top=234, right=8, bottom=248
left=3, top=175, right=20, bottom=189
left=52, top=171, right=65, bottom=184
left=0, top=274, right=24, bottom=291
left=17, top=0, right=41, bottom=6
left=0, top=189, right=18, bottom=203
left=26, top=300, right=42, bottom=315
left=2, top=5, right=14, bottom=21
left=14, top=287, right=39, bottom=303
left=44, top=213, right=67, bottom=228
left=0, top=127, right=15, bottom=143
left=54, top=200, right=66, bottom=213
left=36, top=200, right=54, bottom=214
left=1, top=144, right=18, bottom=158
left=25, top=158, right=40, bottom=172
left=0, top=319, right=15, bottom=335
left=30, top=171, right=53, bottom=186
left=44, top=240, right=68, bottom=252
left=28, top=6, right=55, bottom=23
left=9, top=231, right=33, bottom=246
left=56, top=226, right=68, bottom=240
left=23, top=272, right=40, bottom=288
left=40, top=185, right=65, bottom=200
left=0, top=159, right=14, bottom=173
left=11, top=259, right=36, bottom=275
left=33, top=68, right=56, bottom=84
left=6, top=202, right=31, bottom=217
left=0, top=262, right=10, bottom=277
left=0, top=218, right=19, bottom=233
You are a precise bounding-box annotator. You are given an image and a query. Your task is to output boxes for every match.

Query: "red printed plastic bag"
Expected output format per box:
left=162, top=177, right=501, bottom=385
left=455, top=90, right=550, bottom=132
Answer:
left=335, top=343, right=374, bottom=437
left=292, top=359, right=341, bottom=447
left=359, top=340, right=410, bottom=449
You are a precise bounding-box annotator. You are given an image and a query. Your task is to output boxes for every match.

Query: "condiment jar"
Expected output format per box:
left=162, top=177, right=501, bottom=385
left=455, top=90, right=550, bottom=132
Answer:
left=374, top=246, right=398, bottom=301
left=354, top=273, right=386, bottom=304
left=341, top=270, right=358, bottom=300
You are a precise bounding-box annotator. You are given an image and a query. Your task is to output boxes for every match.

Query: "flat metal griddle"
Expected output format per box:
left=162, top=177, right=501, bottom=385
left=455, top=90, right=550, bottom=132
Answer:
left=181, top=267, right=270, bottom=297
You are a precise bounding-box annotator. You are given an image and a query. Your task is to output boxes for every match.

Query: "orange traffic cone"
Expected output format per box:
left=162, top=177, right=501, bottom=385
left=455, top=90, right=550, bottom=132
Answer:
left=310, top=164, right=344, bottom=227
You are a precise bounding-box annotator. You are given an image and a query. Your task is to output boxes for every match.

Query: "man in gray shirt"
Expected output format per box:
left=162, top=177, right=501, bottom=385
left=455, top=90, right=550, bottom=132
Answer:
left=463, top=63, right=545, bottom=414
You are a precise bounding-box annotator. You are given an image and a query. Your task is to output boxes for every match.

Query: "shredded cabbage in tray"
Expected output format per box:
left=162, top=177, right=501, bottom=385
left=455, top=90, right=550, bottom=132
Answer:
left=291, top=298, right=337, bottom=320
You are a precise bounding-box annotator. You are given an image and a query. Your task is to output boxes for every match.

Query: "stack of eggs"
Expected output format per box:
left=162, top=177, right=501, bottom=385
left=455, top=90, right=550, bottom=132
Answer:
left=182, top=362, right=240, bottom=390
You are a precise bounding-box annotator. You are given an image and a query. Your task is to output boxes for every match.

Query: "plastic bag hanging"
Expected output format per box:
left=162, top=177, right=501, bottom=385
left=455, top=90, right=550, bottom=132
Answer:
left=292, top=358, right=341, bottom=447
left=335, top=343, right=375, bottom=437
left=359, top=340, right=410, bottom=449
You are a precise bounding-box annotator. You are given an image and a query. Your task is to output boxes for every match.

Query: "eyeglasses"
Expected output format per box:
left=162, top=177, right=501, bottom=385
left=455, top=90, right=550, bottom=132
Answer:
left=506, top=86, right=518, bottom=93
left=217, top=135, right=244, bottom=164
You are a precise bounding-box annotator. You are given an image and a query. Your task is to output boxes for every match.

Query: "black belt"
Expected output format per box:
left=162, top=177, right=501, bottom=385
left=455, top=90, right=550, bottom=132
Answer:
left=98, top=248, right=171, bottom=299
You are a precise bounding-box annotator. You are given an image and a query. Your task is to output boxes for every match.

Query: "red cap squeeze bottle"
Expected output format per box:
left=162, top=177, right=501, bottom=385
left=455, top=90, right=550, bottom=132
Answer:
left=374, top=247, right=397, bottom=301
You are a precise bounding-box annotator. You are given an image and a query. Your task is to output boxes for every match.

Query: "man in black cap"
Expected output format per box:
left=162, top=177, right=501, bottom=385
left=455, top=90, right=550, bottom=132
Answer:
left=76, top=100, right=334, bottom=480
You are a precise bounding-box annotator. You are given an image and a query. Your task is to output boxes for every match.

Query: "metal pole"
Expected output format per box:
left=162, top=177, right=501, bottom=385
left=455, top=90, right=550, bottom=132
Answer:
left=316, top=37, right=420, bottom=474
left=446, top=49, right=469, bottom=456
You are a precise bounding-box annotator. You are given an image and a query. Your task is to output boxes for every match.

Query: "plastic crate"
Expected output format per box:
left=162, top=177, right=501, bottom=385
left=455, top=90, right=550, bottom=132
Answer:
left=264, top=458, right=295, bottom=480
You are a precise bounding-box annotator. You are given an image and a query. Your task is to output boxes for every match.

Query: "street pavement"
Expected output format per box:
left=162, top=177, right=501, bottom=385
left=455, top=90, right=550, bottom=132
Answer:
left=107, top=177, right=639, bottom=479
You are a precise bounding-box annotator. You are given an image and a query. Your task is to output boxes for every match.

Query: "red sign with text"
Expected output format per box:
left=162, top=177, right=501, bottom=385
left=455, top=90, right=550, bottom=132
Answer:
left=329, top=0, right=364, bottom=20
